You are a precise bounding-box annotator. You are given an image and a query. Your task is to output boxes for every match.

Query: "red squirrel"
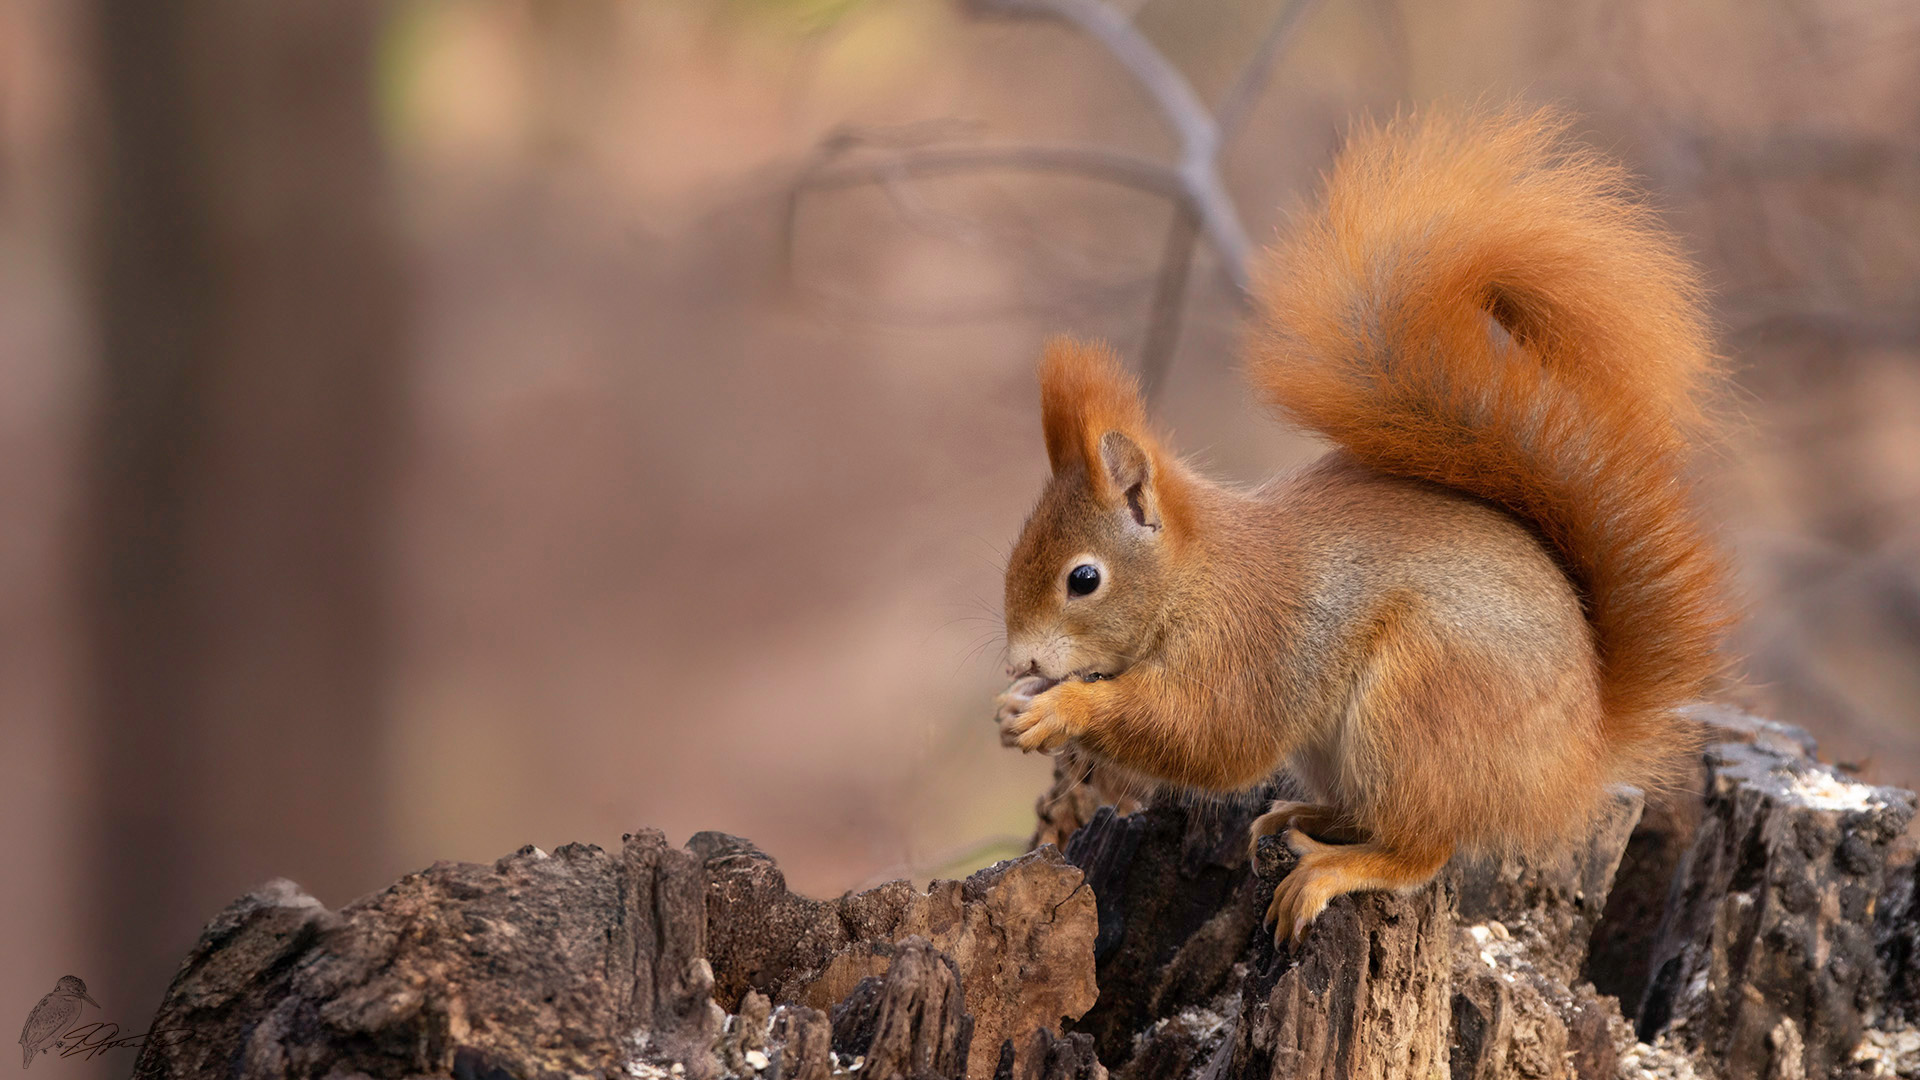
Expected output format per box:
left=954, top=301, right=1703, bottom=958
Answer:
left=995, top=107, right=1731, bottom=943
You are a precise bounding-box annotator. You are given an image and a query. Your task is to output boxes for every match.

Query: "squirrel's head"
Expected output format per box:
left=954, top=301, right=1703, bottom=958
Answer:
left=1003, top=338, right=1192, bottom=684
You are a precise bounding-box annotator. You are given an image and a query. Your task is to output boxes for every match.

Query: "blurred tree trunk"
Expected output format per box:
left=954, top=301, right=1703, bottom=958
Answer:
left=81, top=0, right=401, bottom=1029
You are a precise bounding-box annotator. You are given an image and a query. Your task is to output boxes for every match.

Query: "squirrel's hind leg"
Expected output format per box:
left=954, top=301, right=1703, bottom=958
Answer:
left=1246, top=800, right=1366, bottom=862
left=1264, top=830, right=1451, bottom=946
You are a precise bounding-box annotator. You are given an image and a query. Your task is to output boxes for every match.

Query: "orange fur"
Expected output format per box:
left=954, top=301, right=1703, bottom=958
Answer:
left=1037, top=337, right=1198, bottom=542
left=1246, top=106, right=1730, bottom=793
left=999, top=106, right=1731, bottom=943
left=1040, top=337, right=1146, bottom=484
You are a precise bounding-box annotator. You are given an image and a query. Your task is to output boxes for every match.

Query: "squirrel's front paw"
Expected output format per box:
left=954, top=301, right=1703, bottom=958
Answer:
left=1002, top=690, right=1084, bottom=754
left=994, top=675, right=1058, bottom=747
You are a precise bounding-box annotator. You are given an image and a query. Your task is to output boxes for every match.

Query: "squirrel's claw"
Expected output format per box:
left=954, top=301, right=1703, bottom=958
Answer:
left=1264, top=829, right=1333, bottom=947
left=1266, top=883, right=1318, bottom=947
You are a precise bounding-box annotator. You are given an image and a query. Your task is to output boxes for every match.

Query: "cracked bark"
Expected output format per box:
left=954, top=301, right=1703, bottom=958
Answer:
left=132, top=708, right=1918, bottom=1080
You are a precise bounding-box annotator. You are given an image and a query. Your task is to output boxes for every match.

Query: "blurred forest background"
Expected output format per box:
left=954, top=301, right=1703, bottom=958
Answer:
left=2, top=0, right=1918, bottom=1068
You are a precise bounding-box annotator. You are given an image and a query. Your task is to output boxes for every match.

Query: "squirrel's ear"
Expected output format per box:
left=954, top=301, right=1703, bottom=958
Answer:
left=1039, top=336, right=1147, bottom=479
left=1099, top=431, right=1162, bottom=531
left=1037, top=336, right=1189, bottom=536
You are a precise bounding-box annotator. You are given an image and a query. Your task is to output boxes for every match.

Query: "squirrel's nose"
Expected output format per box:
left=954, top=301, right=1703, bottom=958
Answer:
left=1008, top=659, right=1040, bottom=680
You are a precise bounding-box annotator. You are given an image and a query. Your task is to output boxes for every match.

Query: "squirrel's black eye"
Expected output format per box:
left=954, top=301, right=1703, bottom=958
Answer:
left=1067, top=564, right=1101, bottom=597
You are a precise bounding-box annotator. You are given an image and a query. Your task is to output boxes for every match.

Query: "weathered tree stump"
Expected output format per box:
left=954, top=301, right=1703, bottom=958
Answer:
left=1227, top=851, right=1456, bottom=1080
left=695, top=832, right=1098, bottom=1078
left=767, top=1004, right=832, bottom=1080
left=1059, top=796, right=1273, bottom=1068
left=1440, top=787, right=1644, bottom=1080
left=992, top=1027, right=1107, bottom=1080
left=134, top=832, right=1096, bottom=1080
left=134, top=834, right=727, bottom=1080
left=1638, top=740, right=1916, bottom=1079
left=1878, top=845, right=1920, bottom=1027
left=1453, top=787, right=1645, bottom=984
left=829, top=938, right=973, bottom=1079
left=130, top=707, right=1920, bottom=1080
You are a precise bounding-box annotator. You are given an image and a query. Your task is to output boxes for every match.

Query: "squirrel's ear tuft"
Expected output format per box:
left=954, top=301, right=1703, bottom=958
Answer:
left=1039, top=337, right=1147, bottom=482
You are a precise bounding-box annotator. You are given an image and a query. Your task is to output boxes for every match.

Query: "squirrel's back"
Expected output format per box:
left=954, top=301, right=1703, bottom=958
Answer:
left=1246, top=106, right=1731, bottom=792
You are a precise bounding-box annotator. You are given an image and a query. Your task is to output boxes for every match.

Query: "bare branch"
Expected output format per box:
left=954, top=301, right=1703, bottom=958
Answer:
left=963, top=0, right=1253, bottom=289
left=1138, top=207, right=1198, bottom=401
left=813, top=118, right=987, bottom=154
left=1216, top=0, right=1323, bottom=143
left=788, top=0, right=1327, bottom=398
left=782, top=143, right=1187, bottom=297
left=969, top=0, right=1215, bottom=148
left=793, top=143, right=1186, bottom=200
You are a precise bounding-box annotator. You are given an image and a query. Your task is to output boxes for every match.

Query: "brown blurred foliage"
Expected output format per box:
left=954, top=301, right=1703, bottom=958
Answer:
left=1, top=0, right=1916, bottom=1063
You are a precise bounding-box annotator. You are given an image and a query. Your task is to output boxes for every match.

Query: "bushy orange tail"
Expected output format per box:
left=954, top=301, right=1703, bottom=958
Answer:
left=1247, top=106, right=1731, bottom=788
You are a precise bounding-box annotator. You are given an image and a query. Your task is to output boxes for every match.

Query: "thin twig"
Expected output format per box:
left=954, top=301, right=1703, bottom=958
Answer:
left=1138, top=205, right=1199, bottom=401
left=795, top=143, right=1186, bottom=200
left=974, top=0, right=1216, bottom=142
left=783, top=143, right=1184, bottom=294
left=786, top=0, right=1325, bottom=398
left=964, top=0, right=1253, bottom=289
left=1216, top=0, right=1323, bottom=143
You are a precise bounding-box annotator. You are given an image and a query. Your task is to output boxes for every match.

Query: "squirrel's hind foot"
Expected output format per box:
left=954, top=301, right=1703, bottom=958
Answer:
left=1264, top=832, right=1452, bottom=947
